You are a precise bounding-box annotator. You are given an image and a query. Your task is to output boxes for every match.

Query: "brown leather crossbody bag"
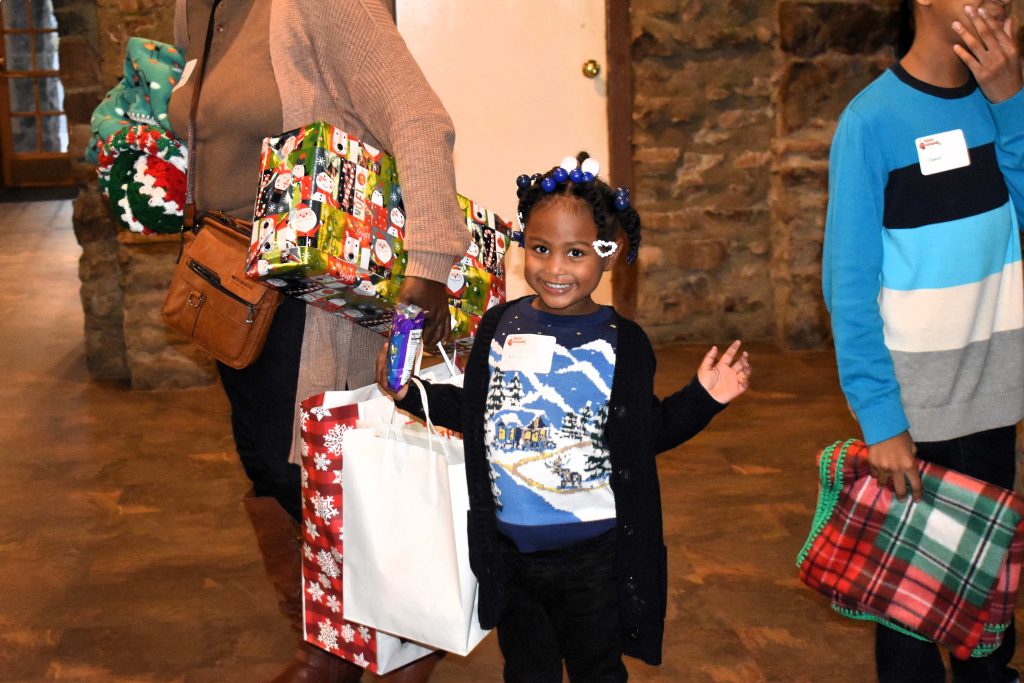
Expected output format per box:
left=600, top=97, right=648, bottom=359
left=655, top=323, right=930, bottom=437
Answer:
left=160, top=0, right=281, bottom=369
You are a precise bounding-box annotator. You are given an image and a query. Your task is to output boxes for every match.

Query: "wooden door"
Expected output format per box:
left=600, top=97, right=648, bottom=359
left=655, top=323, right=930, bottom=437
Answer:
left=0, top=0, right=71, bottom=187
left=397, top=0, right=616, bottom=303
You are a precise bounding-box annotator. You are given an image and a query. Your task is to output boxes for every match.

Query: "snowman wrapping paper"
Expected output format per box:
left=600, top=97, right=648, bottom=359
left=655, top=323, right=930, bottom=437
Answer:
left=246, top=121, right=514, bottom=338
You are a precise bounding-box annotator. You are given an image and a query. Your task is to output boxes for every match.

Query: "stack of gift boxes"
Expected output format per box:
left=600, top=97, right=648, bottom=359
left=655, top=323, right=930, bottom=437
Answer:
left=246, top=121, right=513, bottom=338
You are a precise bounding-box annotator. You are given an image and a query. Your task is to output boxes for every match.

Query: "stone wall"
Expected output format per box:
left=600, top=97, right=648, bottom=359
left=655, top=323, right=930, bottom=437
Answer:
left=771, top=0, right=899, bottom=348
left=632, top=0, right=778, bottom=345
left=630, top=0, right=901, bottom=347
left=64, top=0, right=215, bottom=387
left=59, top=0, right=126, bottom=381
left=630, top=0, right=1023, bottom=348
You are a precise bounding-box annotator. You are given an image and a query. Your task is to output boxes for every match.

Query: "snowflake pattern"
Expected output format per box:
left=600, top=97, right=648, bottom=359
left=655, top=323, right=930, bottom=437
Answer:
left=323, top=424, right=349, bottom=455
left=319, top=572, right=332, bottom=588
left=314, top=453, right=331, bottom=472
left=341, top=623, right=356, bottom=643
left=311, top=406, right=332, bottom=421
left=333, top=469, right=344, bottom=486
left=302, top=440, right=310, bottom=457
left=300, top=408, right=310, bottom=429
left=353, top=652, right=368, bottom=668
left=301, top=468, right=309, bottom=489
left=326, top=594, right=342, bottom=613
left=331, top=547, right=343, bottom=564
left=318, top=619, right=340, bottom=651
left=302, top=543, right=314, bottom=561
left=304, top=519, right=320, bottom=540
left=317, top=549, right=341, bottom=578
left=307, top=580, right=325, bottom=603
left=357, top=625, right=372, bottom=643
left=310, top=492, right=339, bottom=522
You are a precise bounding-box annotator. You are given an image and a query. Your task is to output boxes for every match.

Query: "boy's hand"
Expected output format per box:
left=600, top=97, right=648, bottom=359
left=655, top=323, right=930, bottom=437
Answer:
left=954, top=6, right=1022, bottom=103
left=867, top=430, right=922, bottom=502
left=697, top=340, right=751, bottom=404
left=375, top=342, right=409, bottom=401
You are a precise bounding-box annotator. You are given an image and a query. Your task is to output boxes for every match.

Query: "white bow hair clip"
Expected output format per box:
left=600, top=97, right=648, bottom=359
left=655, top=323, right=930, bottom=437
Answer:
left=593, top=240, right=618, bottom=258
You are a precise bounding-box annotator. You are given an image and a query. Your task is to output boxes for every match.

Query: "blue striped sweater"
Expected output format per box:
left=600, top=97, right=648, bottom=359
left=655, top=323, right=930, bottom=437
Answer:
left=823, top=64, right=1024, bottom=444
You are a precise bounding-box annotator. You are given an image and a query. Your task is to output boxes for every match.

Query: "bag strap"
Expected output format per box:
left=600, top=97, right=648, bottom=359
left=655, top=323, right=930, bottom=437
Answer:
left=183, top=0, right=223, bottom=229
left=399, top=377, right=453, bottom=460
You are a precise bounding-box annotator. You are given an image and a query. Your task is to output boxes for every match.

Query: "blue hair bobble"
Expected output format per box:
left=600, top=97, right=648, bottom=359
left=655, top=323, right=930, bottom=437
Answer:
left=553, top=167, right=568, bottom=183
left=614, top=187, right=630, bottom=211
left=516, top=174, right=531, bottom=189
left=541, top=176, right=557, bottom=193
left=568, top=168, right=584, bottom=184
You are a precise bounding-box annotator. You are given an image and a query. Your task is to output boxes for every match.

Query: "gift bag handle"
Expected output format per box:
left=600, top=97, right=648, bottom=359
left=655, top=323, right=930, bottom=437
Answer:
left=385, top=376, right=452, bottom=461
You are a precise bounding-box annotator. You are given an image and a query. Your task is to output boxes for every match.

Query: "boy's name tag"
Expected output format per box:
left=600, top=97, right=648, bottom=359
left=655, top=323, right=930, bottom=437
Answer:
left=915, top=129, right=971, bottom=176
left=500, top=334, right=555, bottom=374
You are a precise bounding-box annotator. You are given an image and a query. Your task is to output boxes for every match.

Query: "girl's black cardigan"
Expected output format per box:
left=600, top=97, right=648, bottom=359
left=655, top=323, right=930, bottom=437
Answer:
left=396, top=298, right=725, bottom=664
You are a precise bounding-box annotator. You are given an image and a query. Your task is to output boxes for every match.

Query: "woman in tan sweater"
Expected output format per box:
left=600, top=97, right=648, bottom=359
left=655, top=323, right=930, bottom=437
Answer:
left=168, top=0, right=469, bottom=680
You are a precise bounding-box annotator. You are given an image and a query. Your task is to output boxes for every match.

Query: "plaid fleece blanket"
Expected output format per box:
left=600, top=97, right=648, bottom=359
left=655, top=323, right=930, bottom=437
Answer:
left=797, top=439, right=1024, bottom=659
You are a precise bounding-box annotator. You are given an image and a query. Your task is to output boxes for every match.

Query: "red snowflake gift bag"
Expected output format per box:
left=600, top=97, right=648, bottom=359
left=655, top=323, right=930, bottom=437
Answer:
left=299, top=383, right=433, bottom=673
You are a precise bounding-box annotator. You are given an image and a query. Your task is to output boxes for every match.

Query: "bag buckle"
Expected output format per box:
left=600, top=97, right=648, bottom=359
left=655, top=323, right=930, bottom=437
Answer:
left=187, top=292, right=205, bottom=308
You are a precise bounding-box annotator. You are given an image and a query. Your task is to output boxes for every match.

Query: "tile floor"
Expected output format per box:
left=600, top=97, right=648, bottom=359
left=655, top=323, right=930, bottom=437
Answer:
left=1, top=199, right=1020, bottom=682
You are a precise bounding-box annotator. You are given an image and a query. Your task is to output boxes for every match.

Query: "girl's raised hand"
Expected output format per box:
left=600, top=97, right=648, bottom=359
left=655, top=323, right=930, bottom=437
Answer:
left=697, top=340, right=751, bottom=404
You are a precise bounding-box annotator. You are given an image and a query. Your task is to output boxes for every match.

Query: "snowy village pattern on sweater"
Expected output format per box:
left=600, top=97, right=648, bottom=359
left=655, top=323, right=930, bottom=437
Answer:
left=484, top=298, right=619, bottom=552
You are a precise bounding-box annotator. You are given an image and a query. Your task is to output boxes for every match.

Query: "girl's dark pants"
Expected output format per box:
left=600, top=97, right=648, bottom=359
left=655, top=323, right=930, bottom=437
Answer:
left=875, top=424, right=1019, bottom=683
left=496, top=530, right=629, bottom=682
left=216, top=296, right=306, bottom=521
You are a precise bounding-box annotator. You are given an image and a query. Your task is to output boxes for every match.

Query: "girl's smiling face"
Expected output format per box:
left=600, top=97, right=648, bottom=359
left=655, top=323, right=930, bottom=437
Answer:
left=523, top=197, right=618, bottom=316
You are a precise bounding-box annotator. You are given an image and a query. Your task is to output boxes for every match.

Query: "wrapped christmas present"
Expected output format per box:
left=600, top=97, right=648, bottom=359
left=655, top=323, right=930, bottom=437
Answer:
left=246, top=121, right=513, bottom=336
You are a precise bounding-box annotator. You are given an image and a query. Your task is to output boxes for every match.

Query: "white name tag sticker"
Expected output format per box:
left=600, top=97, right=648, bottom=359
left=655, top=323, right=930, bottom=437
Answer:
left=172, top=59, right=197, bottom=93
left=500, top=334, right=555, bottom=374
left=915, top=129, right=971, bottom=176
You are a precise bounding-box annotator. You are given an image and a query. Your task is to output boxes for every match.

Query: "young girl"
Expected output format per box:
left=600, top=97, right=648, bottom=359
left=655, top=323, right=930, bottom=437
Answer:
left=376, top=153, right=751, bottom=681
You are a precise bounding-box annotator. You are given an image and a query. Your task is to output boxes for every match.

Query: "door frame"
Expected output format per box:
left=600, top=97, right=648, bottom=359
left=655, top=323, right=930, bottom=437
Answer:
left=606, top=0, right=635, bottom=318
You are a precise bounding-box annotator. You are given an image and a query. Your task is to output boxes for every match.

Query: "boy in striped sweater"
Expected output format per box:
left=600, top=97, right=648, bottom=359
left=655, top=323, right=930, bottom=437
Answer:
left=823, top=0, right=1024, bottom=680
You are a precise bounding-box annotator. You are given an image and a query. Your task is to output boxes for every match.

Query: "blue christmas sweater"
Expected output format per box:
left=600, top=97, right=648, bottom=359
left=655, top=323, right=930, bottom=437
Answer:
left=823, top=63, right=1024, bottom=444
left=483, top=297, right=618, bottom=552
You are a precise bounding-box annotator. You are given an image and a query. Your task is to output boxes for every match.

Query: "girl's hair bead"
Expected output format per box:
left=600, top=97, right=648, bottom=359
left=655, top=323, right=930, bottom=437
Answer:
left=516, top=174, right=531, bottom=189
left=615, top=195, right=630, bottom=211
left=553, top=167, right=568, bottom=183
left=541, top=176, right=557, bottom=193
left=568, top=168, right=584, bottom=184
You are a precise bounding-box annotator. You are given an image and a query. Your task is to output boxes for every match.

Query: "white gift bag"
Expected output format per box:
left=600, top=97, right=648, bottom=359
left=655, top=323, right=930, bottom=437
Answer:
left=299, top=365, right=457, bottom=673
left=341, top=378, right=490, bottom=655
